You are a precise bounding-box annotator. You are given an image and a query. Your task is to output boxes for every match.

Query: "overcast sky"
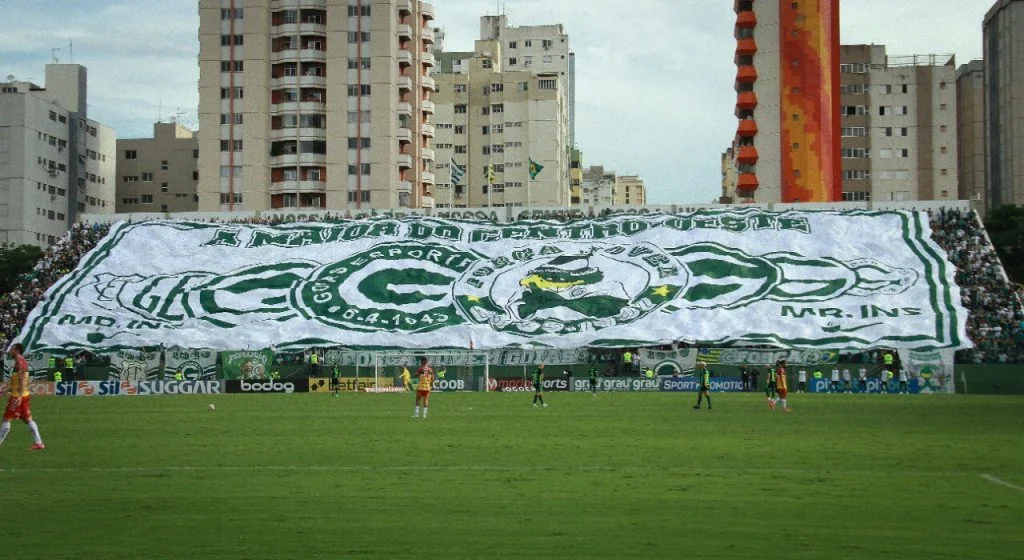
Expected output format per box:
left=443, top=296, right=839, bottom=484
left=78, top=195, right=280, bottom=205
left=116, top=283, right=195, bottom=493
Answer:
left=0, top=0, right=997, bottom=204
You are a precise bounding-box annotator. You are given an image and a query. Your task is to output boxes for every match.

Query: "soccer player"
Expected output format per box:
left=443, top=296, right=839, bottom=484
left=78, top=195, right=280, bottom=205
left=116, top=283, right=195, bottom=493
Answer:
left=400, top=363, right=413, bottom=393
left=532, top=363, right=547, bottom=407
left=830, top=367, right=840, bottom=393
left=880, top=368, right=890, bottom=394
left=588, top=362, right=598, bottom=396
left=412, top=357, right=435, bottom=418
left=774, top=360, right=792, bottom=412
left=797, top=368, right=807, bottom=393
left=842, top=367, right=852, bottom=393
left=858, top=366, right=868, bottom=393
left=765, top=363, right=778, bottom=411
left=898, top=367, right=909, bottom=394
left=0, top=344, right=45, bottom=450
left=692, top=361, right=711, bottom=410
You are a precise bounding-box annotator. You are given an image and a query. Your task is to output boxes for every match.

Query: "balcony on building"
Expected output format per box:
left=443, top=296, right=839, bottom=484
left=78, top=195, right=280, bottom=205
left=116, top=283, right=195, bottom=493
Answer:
left=397, top=49, right=413, bottom=66
left=398, top=0, right=413, bottom=15
left=422, top=52, right=436, bottom=67
left=734, top=0, right=754, bottom=13
left=736, top=146, right=759, bottom=164
left=397, top=180, right=412, bottom=194
left=422, top=26, right=435, bottom=43
left=397, top=154, right=413, bottom=168
left=421, top=76, right=436, bottom=91
left=397, top=101, right=413, bottom=116
left=419, top=2, right=435, bottom=20
left=421, top=147, right=435, bottom=161
left=736, top=11, right=757, bottom=29
left=421, top=100, right=435, bottom=114
left=397, top=127, right=412, bottom=143
left=736, top=65, right=758, bottom=84
left=422, top=170, right=436, bottom=185
left=421, top=123, right=435, bottom=137
left=736, top=38, right=757, bottom=58
left=736, top=91, right=758, bottom=114
left=398, top=24, right=413, bottom=40
left=737, top=118, right=758, bottom=137
left=398, top=75, right=413, bottom=91
left=737, top=173, right=759, bottom=192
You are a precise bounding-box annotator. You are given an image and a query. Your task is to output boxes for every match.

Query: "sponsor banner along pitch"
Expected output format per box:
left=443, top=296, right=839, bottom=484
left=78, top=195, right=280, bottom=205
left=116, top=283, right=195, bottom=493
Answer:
left=16, top=211, right=968, bottom=351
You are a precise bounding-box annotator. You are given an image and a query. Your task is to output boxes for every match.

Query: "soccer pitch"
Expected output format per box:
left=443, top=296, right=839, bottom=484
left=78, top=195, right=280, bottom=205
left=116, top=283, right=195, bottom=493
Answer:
left=2, top=393, right=1022, bottom=559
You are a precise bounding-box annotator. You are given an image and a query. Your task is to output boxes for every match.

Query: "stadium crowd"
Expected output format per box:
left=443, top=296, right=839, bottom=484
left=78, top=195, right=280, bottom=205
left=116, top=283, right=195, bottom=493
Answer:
left=2, top=208, right=1024, bottom=364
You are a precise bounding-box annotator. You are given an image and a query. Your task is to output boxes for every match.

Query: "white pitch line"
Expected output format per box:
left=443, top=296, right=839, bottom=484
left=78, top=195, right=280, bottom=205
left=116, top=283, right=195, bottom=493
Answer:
left=0, top=464, right=981, bottom=477
left=980, top=474, right=1024, bottom=494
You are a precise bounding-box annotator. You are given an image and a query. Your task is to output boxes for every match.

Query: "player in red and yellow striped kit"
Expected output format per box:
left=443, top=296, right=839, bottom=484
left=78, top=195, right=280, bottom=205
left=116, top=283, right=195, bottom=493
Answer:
left=412, top=357, right=435, bottom=418
left=774, top=359, right=792, bottom=412
left=1, top=343, right=45, bottom=449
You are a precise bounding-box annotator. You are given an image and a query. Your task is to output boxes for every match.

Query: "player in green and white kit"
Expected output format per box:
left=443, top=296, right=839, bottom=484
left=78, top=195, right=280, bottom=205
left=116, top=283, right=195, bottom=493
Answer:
left=765, top=365, right=778, bottom=411
left=692, top=361, right=712, bottom=410
left=532, top=363, right=547, bottom=407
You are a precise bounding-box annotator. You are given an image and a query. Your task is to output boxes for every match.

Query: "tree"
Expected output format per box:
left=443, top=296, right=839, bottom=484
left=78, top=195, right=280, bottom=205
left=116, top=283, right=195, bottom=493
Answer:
left=983, top=205, right=1024, bottom=283
left=0, top=244, right=44, bottom=294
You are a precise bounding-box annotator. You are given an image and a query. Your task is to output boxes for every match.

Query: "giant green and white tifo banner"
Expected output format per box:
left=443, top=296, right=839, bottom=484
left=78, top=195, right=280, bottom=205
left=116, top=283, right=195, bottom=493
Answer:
left=15, top=211, right=970, bottom=352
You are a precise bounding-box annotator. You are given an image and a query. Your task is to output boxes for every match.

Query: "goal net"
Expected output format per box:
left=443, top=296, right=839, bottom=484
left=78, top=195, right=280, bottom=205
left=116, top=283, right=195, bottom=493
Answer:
left=372, top=351, right=491, bottom=392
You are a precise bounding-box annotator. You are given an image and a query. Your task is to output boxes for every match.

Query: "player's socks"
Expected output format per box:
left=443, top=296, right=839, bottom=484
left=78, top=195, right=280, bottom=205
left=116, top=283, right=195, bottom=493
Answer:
left=0, top=421, right=10, bottom=447
left=705, top=396, right=711, bottom=408
left=26, top=420, right=42, bottom=445
left=413, top=405, right=420, bottom=417
left=695, top=394, right=703, bottom=408
left=780, top=398, right=788, bottom=410
left=423, top=407, right=428, bottom=418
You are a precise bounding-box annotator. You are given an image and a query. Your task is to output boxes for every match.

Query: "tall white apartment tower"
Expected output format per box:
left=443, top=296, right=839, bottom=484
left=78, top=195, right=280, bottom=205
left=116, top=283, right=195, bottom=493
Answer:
left=0, top=64, right=115, bottom=247
left=197, top=0, right=438, bottom=211
left=479, top=15, right=574, bottom=148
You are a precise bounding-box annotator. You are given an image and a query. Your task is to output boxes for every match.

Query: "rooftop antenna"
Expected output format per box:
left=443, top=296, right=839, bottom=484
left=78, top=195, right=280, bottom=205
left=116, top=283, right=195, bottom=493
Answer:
left=69, top=40, right=74, bottom=63
left=50, top=48, right=60, bottom=64
left=158, top=99, right=163, bottom=123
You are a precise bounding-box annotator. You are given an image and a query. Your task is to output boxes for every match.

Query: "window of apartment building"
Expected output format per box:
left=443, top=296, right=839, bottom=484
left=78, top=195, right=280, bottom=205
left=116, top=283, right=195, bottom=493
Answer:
left=509, top=58, right=517, bottom=65
left=538, top=79, right=556, bottom=90
left=140, top=194, right=154, bottom=204
left=841, top=191, right=871, bottom=201
left=219, top=193, right=244, bottom=204
left=123, top=176, right=139, bottom=182
left=482, top=145, right=491, bottom=155
left=347, top=137, right=371, bottom=149
left=939, top=103, right=947, bottom=110
left=193, top=171, right=199, bottom=180
left=523, top=56, right=533, bottom=67
left=895, top=148, right=910, bottom=158
left=454, top=104, right=467, bottom=114
left=897, top=106, right=908, bottom=115
left=221, top=113, right=243, bottom=125
left=142, top=172, right=154, bottom=182
left=454, top=145, right=466, bottom=154
left=347, top=163, right=371, bottom=175
left=481, top=126, right=489, bottom=135
left=121, top=197, right=139, bottom=205
left=124, top=150, right=137, bottom=159
left=300, top=114, right=325, bottom=128
left=347, top=84, right=371, bottom=96
left=161, top=183, right=169, bottom=192
left=492, top=124, right=504, bottom=134
left=901, top=84, right=909, bottom=94
left=518, top=81, right=529, bottom=91
left=940, top=146, right=948, bottom=154
left=941, top=168, right=948, bottom=176
left=454, top=125, right=465, bottom=134
left=48, top=111, right=57, bottom=121
left=347, top=31, right=371, bottom=43
left=161, top=160, right=169, bottom=170
left=221, top=60, right=244, bottom=72
left=491, top=83, right=504, bottom=93
left=481, top=106, right=490, bottom=115
left=220, top=87, right=243, bottom=99
left=524, top=40, right=532, bottom=47
left=841, top=127, right=867, bottom=137
left=841, top=148, right=867, bottom=158
left=840, top=84, right=866, bottom=94
left=842, top=170, right=869, bottom=180
left=879, top=84, right=892, bottom=94
left=347, top=191, right=371, bottom=203
left=543, top=55, right=553, bottom=64
left=839, top=63, right=867, bottom=73
left=879, top=106, right=891, bottom=116
left=491, top=103, right=504, bottom=113
left=221, top=8, right=243, bottom=19
left=492, top=144, right=504, bottom=153
left=220, top=139, right=243, bottom=151
left=454, top=84, right=467, bottom=93
left=347, top=5, right=371, bottom=16
left=219, top=166, right=242, bottom=178
left=842, top=105, right=866, bottom=116
left=509, top=41, right=517, bottom=49
left=347, top=110, right=371, bottom=123
left=221, top=35, right=243, bottom=46
left=481, top=58, right=492, bottom=69
left=347, top=58, right=371, bottom=70
left=282, top=169, right=298, bottom=181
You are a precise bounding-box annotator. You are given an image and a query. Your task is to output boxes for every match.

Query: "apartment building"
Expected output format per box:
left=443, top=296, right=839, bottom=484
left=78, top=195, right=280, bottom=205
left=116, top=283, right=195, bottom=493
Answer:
left=957, top=60, right=986, bottom=214
left=578, top=165, right=644, bottom=206
left=196, top=0, right=437, bottom=211
left=731, top=0, right=841, bottom=203
left=432, top=40, right=569, bottom=208
left=0, top=64, right=114, bottom=247
left=984, top=0, right=1024, bottom=209
left=116, top=122, right=200, bottom=214
left=839, top=45, right=958, bottom=203
left=569, top=147, right=582, bottom=205
left=479, top=15, right=575, bottom=148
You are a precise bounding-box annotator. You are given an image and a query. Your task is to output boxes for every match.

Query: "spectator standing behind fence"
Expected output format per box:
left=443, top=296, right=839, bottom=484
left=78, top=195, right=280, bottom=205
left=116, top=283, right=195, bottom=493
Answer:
left=622, top=350, right=633, bottom=376
left=740, top=366, right=750, bottom=392
left=797, top=368, right=807, bottom=393
left=750, top=367, right=759, bottom=391
left=309, top=350, right=320, bottom=377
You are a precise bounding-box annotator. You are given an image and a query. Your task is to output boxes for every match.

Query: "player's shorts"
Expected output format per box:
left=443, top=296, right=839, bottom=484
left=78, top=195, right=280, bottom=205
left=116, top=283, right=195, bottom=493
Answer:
left=3, top=396, right=31, bottom=421
left=416, top=389, right=430, bottom=399
left=777, top=387, right=788, bottom=398
left=699, top=384, right=710, bottom=393
left=533, top=384, right=542, bottom=392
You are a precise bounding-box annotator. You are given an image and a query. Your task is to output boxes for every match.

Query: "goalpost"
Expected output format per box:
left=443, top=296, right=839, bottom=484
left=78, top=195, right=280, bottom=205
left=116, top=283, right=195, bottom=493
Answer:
left=371, top=351, right=492, bottom=392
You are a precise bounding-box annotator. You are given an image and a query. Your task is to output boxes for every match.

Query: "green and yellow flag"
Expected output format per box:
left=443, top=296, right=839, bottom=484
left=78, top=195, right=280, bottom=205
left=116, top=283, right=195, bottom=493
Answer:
left=529, top=159, right=544, bottom=180
left=486, top=163, right=496, bottom=184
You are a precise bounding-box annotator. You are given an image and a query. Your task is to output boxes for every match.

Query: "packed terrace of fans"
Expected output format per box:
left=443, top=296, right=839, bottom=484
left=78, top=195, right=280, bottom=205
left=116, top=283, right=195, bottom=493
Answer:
left=2, top=208, right=1021, bottom=363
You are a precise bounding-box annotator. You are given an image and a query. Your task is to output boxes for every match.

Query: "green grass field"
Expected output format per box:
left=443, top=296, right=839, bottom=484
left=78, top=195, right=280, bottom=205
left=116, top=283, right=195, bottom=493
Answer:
left=2, top=392, right=1022, bottom=559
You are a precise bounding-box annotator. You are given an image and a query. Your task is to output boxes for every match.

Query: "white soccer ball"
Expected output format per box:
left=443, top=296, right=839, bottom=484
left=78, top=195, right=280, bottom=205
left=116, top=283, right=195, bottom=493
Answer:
left=208, top=404, right=216, bottom=411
